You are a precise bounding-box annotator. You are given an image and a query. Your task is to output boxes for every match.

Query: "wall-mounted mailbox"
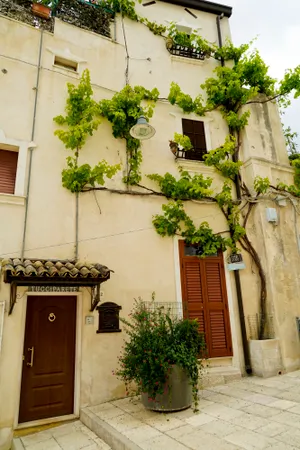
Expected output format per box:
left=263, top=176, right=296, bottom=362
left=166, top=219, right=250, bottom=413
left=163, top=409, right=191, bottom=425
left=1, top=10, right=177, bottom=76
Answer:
left=96, top=302, right=122, bottom=333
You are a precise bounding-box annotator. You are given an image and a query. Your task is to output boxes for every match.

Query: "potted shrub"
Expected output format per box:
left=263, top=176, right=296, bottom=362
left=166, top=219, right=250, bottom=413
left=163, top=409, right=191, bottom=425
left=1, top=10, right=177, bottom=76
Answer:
left=169, top=133, right=193, bottom=158
left=32, top=0, right=52, bottom=19
left=115, top=298, right=206, bottom=412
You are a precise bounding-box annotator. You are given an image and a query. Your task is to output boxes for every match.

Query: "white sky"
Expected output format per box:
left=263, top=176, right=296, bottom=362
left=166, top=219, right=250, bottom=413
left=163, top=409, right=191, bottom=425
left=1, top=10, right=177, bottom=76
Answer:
left=226, top=0, right=300, bottom=147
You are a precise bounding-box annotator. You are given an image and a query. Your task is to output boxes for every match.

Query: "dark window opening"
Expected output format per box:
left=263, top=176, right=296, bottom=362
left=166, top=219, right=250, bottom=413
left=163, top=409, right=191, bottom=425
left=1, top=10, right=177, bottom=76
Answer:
left=181, top=119, right=207, bottom=161
left=184, top=243, right=218, bottom=257
left=54, top=56, right=78, bottom=72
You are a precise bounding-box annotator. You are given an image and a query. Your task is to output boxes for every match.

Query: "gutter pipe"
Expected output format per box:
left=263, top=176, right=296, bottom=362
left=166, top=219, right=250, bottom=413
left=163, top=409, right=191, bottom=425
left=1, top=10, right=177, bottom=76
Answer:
left=21, top=30, right=43, bottom=261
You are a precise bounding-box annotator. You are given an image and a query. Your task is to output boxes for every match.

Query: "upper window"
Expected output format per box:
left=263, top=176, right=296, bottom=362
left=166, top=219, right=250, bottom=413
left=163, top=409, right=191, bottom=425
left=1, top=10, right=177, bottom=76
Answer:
left=182, top=119, right=207, bottom=161
left=0, top=149, right=18, bottom=194
left=54, top=56, right=78, bottom=72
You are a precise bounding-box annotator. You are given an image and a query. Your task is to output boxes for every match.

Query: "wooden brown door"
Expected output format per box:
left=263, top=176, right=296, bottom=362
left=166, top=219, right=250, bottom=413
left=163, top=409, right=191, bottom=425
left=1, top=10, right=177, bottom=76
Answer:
left=19, top=296, right=76, bottom=423
left=179, top=241, right=232, bottom=358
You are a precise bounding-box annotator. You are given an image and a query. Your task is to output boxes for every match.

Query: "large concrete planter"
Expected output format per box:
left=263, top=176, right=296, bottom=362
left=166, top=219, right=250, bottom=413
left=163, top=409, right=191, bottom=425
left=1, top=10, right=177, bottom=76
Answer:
left=141, top=365, right=192, bottom=412
left=249, top=339, right=283, bottom=378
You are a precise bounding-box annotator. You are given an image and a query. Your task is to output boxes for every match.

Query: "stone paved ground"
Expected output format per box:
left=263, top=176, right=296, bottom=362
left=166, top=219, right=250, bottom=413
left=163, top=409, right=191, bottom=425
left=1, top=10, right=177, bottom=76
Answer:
left=16, top=370, right=300, bottom=450
left=86, top=370, right=300, bottom=450
left=15, top=420, right=111, bottom=450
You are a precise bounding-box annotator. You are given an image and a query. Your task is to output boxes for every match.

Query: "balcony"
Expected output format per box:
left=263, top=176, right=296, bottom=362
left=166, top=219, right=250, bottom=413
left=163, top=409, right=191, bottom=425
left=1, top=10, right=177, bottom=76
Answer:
left=168, top=44, right=206, bottom=61
left=0, top=0, right=112, bottom=37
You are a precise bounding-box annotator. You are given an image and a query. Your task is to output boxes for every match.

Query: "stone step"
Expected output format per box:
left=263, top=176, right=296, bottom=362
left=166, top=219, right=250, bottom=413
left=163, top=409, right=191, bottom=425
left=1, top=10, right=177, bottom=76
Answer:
left=12, top=438, right=25, bottom=450
left=201, top=366, right=242, bottom=388
left=80, top=407, right=140, bottom=450
left=12, top=420, right=110, bottom=450
left=80, top=367, right=242, bottom=450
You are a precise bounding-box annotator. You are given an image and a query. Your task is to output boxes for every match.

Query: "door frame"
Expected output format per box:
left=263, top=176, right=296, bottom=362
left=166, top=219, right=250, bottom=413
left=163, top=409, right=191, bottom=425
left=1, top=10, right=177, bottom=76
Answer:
left=14, top=292, right=83, bottom=428
left=173, top=237, right=241, bottom=367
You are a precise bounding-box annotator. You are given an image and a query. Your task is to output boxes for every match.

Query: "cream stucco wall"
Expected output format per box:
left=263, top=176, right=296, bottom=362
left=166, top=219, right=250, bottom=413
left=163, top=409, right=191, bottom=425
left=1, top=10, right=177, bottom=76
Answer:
left=0, top=5, right=299, bottom=450
left=0, top=10, right=237, bottom=449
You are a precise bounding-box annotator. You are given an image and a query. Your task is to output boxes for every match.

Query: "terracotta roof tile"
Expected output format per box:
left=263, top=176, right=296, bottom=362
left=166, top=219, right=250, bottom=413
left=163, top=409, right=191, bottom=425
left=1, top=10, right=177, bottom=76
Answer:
left=2, top=258, right=111, bottom=281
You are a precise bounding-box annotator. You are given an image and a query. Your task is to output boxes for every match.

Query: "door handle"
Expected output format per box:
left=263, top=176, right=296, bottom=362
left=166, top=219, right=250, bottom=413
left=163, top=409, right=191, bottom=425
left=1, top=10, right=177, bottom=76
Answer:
left=27, top=347, right=34, bottom=367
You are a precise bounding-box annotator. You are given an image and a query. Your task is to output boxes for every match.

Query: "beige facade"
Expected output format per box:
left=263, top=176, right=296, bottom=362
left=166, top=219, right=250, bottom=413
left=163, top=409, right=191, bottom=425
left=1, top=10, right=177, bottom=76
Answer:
left=0, top=2, right=300, bottom=449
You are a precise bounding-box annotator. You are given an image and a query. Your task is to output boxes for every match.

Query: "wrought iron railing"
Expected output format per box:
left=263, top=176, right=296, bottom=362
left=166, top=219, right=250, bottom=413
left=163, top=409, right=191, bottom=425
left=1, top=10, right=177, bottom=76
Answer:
left=168, top=44, right=206, bottom=61
left=0, top=0, right=112, bottom=37
left=141, top=301, right=188, bottom=319
left=173, top=147, right=207, bottom=162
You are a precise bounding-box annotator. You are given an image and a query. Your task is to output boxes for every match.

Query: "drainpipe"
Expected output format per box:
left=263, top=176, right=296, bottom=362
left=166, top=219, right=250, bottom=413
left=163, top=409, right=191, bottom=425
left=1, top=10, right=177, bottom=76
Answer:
left=75, top=192, right=79, bottom=260
left=21, top=30, right=43, bottom=261
left=216, top=14, right=225, bottom=67
left=113, top=15, right=117, bottom=42
left=232, top=164, right=252, bottom=374
left=216, top=16, right=252, bottom=374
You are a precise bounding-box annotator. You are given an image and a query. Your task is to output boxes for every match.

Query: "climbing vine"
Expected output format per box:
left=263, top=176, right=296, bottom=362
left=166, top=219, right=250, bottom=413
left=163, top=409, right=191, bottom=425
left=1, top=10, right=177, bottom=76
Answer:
left=152, top=201, right=231, bottom=255
left=98, top=85, right=159, bottom=185
left=54, top=70, right=120, bottom=193
left=54, top=8, right=300, bottom=340
left=161, top=42, right=300, bottom=338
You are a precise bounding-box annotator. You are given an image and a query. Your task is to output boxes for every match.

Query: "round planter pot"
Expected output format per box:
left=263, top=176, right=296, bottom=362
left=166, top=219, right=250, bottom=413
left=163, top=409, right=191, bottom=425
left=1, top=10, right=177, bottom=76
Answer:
left=141, top=365, right=192, bottom=412
left=32, top=3, right=51, bottom=20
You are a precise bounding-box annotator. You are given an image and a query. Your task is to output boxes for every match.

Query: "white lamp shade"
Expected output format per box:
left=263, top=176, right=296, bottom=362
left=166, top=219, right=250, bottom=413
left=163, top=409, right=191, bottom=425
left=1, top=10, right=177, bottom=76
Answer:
left=129, top=116, right=156, bottom=140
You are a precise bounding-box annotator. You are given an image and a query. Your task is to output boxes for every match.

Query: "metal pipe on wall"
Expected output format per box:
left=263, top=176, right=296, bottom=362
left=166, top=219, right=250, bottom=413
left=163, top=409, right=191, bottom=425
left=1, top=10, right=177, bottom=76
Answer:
left=75, top=192, right=79, bottom=260
left=216, top=14, right=224, bottom=67
left=21, top=30, right=44, bottom=261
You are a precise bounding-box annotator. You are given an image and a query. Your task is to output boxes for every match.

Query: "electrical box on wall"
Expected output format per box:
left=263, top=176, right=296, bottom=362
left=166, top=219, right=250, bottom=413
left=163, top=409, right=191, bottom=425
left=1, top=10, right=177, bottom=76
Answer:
left=266, top=208, right=278, bottom=223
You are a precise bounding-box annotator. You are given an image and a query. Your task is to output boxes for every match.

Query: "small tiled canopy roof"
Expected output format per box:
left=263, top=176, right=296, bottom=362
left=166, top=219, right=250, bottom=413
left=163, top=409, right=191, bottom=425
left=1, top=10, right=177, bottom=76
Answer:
left=2, top=258, right=111, bottom=281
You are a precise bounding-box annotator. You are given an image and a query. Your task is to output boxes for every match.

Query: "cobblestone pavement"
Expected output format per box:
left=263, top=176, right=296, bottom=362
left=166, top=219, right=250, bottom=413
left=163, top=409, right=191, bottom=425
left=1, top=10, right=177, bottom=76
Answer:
left=14, top=421, right=111, bottom=450
left=87, top=370, right=300, bottom=450
left=16, top=371, right=300, bottom=450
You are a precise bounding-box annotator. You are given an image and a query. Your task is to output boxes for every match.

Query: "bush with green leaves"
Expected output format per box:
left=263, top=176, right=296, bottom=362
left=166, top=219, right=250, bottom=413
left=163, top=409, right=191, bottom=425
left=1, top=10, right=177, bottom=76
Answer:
left=115, top=299, right=206, bottom=409
left=98, top=85, right=159, bottom=185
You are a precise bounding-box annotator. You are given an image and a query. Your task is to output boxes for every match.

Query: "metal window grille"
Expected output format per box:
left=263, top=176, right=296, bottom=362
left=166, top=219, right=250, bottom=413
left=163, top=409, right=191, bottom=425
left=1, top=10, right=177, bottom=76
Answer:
left=247, top=314, right=275, bottom=340
left=141, top=301, right=189, bottom=319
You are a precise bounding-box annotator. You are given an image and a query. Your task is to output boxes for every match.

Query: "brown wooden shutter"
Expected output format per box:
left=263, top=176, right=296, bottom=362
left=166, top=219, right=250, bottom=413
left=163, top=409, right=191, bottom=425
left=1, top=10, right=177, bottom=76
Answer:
left=182, top=260, right=206, bottom=337
left=182, top=119, right=207, bottom=161
left=0, top=149, right=18, bottom=194
left=179, top=241, right=232, bottom=358
left=203, top=259, right=232, bottom=357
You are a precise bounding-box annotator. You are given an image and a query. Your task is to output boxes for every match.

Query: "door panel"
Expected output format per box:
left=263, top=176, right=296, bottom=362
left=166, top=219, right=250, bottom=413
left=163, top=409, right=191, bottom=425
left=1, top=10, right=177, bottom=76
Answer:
left=182, top=261, right=206, bottom=337
left=179, top=241, right=232, bottom=358
left=19, top=296, right=76, bottom=423
left=203, top=259, right=232, bottom=357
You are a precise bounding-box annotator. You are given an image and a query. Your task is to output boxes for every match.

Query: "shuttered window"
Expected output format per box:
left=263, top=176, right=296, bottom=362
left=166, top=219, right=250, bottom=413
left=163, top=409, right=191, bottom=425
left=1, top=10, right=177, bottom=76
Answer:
left=179, top=241, right=232, bottom=358
left=0, top=149, right=18, bottom=194
left=182, top=119, right=207, bottom=161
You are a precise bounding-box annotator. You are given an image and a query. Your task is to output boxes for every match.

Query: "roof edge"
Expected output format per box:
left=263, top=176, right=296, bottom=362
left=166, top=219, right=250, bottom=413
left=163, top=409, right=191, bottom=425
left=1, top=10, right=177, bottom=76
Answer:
left=160, top=0, right=232, bottom=17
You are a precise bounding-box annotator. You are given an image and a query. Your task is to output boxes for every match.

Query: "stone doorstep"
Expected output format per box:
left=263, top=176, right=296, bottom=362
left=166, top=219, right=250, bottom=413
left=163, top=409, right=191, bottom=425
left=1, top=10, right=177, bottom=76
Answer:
left=11, top=437, right=25, bottom=450
left=80, top=407, right=142, bottom=450
left=201, top=366, right=242, bottom=388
